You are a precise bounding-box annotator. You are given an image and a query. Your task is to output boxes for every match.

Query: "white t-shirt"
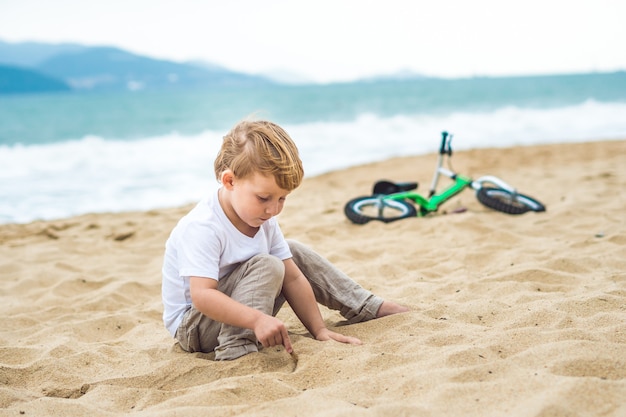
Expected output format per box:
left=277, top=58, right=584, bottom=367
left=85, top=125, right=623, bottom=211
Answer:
left=161, top=189, right=292, bottom=336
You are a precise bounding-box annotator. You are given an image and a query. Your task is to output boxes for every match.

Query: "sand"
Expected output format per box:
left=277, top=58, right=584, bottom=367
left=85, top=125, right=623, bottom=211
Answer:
left=1, top=140, right=625, bottom=417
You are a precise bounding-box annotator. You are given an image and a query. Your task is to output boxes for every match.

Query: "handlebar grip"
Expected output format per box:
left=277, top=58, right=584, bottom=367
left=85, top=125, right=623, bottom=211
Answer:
left=439, top=131, right=448, bottom=155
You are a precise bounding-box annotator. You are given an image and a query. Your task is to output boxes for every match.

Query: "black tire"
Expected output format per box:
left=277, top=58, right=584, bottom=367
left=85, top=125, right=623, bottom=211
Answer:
left=344, top=196, right=417, bottom=224
left=476, top=187, right=546, bottom=215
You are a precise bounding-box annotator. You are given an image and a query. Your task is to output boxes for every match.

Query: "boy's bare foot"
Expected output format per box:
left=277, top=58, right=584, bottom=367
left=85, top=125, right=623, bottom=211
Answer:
left=376, top=301, right=409, bottom=318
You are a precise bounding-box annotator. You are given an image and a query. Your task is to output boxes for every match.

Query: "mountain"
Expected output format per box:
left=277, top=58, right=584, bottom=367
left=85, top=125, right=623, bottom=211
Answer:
left=0, top=64, right=71, bottom=94
left=0, top=40, right=86, bottom=67
left=0, top=41, right=274, bottom=93
left=34, top=46, right=273, bottom=91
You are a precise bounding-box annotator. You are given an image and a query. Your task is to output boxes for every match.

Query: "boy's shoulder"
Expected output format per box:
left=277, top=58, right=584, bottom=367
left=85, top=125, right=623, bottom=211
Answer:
left=174, top=194, right=222, bottom=233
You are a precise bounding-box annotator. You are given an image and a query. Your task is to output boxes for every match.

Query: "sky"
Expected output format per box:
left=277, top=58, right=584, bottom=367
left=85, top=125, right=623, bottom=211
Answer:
left=1, top=0, right=625, bottom=83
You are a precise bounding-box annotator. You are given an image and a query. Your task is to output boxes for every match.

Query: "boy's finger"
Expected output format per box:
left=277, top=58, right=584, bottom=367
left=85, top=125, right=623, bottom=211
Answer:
left=346, top=335, right=362, bottom=345
left=332, top=333, right=362, bottom=345
left=281, top=328, right=293, bottom=353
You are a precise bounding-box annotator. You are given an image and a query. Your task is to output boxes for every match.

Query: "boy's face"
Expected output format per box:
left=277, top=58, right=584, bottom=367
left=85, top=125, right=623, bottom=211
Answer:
left=225, top=171, right=290, bottom=231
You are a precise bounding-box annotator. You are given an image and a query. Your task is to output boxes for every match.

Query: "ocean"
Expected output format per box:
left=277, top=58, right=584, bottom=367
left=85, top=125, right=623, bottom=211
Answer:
left=1, top=72, right=625, bottom=224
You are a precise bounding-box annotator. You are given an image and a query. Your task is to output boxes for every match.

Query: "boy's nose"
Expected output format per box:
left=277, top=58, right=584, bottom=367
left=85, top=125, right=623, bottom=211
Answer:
left=266, top=202, right=279, bottom=216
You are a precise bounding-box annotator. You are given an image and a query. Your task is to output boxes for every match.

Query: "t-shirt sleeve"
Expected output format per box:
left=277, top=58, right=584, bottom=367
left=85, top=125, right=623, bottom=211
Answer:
left=268, top=219, right=292, bottom=261
left=177, top=221, right=221, bottom=280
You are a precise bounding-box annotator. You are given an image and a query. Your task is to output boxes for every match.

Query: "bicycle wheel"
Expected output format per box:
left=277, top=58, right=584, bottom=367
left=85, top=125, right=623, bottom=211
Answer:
left=344, top=196, right=417, bottom=224
left=476, top=187, right=546, bottom=215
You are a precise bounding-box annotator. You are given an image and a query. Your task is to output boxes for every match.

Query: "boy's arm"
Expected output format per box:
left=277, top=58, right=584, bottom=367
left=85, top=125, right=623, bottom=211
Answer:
left=281, top=259, right=362, bottom=345
left=189, top=276, right=293, bottom=352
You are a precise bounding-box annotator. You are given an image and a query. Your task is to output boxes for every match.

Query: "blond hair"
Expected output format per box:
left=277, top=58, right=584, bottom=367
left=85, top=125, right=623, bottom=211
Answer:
left=214, top=120, right=304, bottom=191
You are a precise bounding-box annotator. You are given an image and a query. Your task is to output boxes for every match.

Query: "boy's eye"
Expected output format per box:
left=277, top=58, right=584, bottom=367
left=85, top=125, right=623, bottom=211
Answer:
left=257, top=195, right=287, bottom=203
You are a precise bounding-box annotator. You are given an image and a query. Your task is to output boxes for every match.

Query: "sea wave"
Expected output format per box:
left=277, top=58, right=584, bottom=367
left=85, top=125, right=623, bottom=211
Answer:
left=2, top=100, right=625, bottom=224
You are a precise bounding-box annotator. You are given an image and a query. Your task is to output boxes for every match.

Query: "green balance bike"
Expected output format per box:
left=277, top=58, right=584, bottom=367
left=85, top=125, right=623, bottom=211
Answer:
left=344, top=131, right=546, bottom=224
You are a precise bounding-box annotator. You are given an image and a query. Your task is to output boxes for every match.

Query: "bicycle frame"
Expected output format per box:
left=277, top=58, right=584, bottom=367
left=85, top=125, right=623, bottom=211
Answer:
left=381, top=170, right=472, bottom=215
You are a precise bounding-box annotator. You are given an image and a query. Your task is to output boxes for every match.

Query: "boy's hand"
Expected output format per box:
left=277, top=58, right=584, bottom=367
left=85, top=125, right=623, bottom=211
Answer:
left=315, top=328, right=362, bottom=345
left=253, top=314, right=293, bottom=353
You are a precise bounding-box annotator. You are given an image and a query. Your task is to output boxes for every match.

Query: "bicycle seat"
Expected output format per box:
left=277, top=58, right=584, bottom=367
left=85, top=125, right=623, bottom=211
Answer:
left=372, top=180, right=418, bottom=195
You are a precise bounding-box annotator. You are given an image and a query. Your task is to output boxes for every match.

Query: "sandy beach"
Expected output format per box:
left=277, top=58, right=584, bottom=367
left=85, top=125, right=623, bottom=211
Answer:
left=1, top=139, right=625, bottom=417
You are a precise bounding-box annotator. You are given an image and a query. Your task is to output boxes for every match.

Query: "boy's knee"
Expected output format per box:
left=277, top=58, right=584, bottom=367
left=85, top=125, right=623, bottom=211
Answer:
left=249, top=253, right=284, bottom=280
left=247, top=254, right=284, bottom=297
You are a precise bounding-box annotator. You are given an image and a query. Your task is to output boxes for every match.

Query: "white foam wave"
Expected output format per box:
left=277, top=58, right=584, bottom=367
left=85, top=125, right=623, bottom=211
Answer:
left=1, top=100, right=625, bottom=224
left=0, top=132, right=223, bottom=223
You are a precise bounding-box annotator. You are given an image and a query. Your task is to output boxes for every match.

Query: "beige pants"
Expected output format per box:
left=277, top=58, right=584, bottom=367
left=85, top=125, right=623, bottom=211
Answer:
left=175, top=240, right=383, bottom=360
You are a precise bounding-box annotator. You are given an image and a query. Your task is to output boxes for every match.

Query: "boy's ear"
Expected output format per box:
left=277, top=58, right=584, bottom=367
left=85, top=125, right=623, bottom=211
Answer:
left=221, top=170, right=235, bottom=189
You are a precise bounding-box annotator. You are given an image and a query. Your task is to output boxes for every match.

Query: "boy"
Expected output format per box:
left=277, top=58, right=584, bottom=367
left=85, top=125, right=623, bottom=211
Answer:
left=162, top=119, right=407, bottom=360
